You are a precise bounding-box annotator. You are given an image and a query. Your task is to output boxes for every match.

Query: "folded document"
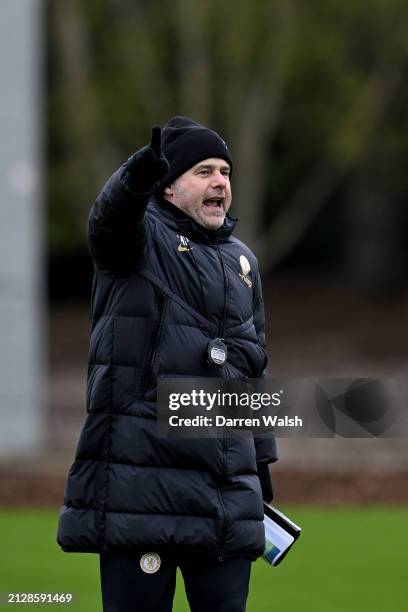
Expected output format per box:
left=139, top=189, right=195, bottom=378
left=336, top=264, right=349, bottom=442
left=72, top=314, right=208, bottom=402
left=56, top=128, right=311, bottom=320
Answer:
left=263, top=503, right=301, bottom=566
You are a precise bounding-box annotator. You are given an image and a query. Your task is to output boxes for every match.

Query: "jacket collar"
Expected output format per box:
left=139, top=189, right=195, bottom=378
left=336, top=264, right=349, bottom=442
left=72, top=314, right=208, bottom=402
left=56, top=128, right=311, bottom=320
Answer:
left=149, top=195, right=238, bottom=244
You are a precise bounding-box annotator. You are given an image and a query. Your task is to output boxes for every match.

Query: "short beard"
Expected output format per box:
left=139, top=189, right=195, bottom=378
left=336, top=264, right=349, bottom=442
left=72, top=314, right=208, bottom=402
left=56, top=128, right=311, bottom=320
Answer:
left=169, top=185, right=226, bottom=230
left=196, top=213, right=225, bottom=230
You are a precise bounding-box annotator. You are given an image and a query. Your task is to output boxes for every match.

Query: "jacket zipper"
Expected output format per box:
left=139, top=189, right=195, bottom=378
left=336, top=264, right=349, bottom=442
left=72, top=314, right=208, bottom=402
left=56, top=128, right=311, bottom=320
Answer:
left=217, top=361, right=230, bottom=562
left=214, top=238, right=228, bottom=340
left=217, top=436, right=227, bottom=562
left=215, top=243, right=229, bottom=562
left=142, top=292, right=168, bottom=394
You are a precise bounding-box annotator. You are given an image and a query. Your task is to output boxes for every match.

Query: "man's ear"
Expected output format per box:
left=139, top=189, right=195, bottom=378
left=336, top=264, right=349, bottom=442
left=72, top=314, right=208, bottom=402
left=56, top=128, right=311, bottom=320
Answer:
left=163, top=185, right=173, bottom=198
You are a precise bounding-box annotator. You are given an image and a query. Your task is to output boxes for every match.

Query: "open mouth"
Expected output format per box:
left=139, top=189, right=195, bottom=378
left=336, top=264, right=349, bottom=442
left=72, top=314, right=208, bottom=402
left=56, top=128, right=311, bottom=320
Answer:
left=203, top=197, right=224, bottom=209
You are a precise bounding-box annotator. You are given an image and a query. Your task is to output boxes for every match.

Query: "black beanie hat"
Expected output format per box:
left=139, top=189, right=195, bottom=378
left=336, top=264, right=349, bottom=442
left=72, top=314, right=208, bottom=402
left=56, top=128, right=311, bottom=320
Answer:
left=157, top=116, right=233, bottom=190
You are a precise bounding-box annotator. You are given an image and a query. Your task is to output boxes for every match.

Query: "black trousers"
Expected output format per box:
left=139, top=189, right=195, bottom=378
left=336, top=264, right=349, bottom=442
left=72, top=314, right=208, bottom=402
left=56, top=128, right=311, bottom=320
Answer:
left=100, top=551, right=251, bottom=612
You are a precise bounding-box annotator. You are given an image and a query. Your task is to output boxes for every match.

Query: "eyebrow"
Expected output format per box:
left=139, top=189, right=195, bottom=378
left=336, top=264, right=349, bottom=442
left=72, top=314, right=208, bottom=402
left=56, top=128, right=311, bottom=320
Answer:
left=194, top=164, right=231, bottom=173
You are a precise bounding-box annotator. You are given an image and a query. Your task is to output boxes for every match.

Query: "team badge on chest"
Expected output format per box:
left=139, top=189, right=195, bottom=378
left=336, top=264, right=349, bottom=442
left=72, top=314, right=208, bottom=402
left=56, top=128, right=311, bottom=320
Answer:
left=239, top=255, right=252, bottom=288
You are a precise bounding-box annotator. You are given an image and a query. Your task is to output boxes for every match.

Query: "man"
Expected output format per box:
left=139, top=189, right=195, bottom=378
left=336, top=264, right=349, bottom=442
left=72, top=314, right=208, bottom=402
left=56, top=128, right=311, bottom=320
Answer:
left=58, top=116, right=277, bottom=611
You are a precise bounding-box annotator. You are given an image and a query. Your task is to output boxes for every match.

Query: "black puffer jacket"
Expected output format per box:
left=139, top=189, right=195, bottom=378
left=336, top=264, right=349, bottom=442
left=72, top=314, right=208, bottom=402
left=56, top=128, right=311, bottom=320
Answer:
left=57, top=165, right=277, bottom=560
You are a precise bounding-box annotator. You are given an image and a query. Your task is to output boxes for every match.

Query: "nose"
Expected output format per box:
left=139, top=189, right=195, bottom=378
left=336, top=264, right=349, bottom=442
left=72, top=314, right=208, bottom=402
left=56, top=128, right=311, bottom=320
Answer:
left=211, top=170, right=228, bottom=189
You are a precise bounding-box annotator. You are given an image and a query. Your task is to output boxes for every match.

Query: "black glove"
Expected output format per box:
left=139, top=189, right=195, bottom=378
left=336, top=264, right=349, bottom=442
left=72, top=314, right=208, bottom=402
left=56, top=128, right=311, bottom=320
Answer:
left=124, top=126, right=169, bottom=194
left=257, top=462, right=274, bottom=503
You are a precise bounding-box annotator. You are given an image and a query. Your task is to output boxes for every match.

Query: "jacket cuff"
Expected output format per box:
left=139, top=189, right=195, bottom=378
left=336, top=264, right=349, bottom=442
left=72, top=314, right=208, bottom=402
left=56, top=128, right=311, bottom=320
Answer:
left=254, top=436, right=278, bottom=464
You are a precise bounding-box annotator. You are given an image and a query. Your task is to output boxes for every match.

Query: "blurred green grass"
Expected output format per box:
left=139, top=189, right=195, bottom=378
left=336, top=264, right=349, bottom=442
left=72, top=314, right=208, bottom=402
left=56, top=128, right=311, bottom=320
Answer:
left=0, top=507, right=406, bottom=611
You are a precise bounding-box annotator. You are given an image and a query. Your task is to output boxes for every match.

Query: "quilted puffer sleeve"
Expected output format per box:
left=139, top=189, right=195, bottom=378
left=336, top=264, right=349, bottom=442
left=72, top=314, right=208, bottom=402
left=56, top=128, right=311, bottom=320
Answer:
left=252, top=267, right=268, bottom=376
left=87, top=164, right=149, bottom=276
left=253, top=267, right=278, bottom=465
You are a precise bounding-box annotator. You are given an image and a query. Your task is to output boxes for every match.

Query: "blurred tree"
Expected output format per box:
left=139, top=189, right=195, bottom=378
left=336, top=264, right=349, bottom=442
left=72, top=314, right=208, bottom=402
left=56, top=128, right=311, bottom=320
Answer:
left=47, top=0, right=408, bottom=291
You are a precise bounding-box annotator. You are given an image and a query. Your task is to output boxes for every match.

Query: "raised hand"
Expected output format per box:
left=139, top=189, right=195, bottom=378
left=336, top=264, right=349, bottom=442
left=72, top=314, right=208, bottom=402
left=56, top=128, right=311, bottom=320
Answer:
left=125, top=125, right=169, bottom=194
left=149, top=125, right=162, bottom=157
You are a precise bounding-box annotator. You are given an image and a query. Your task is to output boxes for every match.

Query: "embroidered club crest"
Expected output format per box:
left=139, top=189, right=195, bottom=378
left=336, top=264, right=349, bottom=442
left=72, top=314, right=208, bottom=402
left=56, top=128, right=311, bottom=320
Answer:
left=239, top=255, right=252, bottom=288
left=140, top=552, right=161, bottom=574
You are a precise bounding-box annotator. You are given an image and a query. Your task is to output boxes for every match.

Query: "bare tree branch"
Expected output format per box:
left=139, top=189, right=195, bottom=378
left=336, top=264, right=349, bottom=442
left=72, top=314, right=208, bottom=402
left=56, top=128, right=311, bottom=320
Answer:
left=228, top=1, right=298, bottom=246
left=52, top=0, right=109, bottom=221
left=255, top=62, right=404, bottom=270
left=106, top=0, right=173, bottom=125
left=175, top=0, right=211, bottom=123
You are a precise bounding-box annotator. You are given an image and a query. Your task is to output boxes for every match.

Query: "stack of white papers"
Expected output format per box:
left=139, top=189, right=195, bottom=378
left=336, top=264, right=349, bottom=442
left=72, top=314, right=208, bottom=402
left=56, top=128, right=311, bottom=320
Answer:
left=263, top=503, right=301, bottom=566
